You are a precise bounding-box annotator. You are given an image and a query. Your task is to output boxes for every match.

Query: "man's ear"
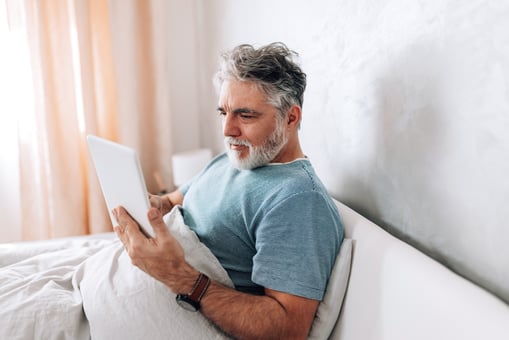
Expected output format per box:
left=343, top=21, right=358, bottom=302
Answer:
left=287, top=105, right=302, bottom=128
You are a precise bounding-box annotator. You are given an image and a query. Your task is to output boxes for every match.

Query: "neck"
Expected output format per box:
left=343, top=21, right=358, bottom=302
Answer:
left=271, top=135, right=304, bottom=163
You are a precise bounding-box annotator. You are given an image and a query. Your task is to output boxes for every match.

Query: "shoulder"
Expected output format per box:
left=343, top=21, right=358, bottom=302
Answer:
left=257, top=159, right=329, bottom=199
left=254, top=160, right=342, bottom=232
left=206, top=152, right=229, bottom=169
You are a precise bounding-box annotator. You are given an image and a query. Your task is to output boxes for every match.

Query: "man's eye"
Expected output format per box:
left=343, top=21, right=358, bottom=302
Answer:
left=218, top=111, right=226, bottom=116
left=240, top=114, right=255, bottom=119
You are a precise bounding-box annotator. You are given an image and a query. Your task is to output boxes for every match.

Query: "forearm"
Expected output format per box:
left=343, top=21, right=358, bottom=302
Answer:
left=161, top=267, right=308, bottom=339
left=160, top=268, right=286, bottom=339
left=200, top=282, right=308, bottom=340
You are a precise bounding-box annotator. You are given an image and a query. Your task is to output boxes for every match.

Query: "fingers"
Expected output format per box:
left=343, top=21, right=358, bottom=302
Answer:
left=113, top=206, right=189, bottom=281
left=113, top=207, right=134, bottom=232
left=113, top=206, right=169, bottom=243
left=148, top=194, right=163, bottom=211
left=112, top=207, right=144, bottom=247
left=147, top=207, right=170, bottom=238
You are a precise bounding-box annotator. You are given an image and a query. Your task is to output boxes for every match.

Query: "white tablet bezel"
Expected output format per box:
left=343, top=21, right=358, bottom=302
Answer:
left=87, top=135, right=154, bottom=237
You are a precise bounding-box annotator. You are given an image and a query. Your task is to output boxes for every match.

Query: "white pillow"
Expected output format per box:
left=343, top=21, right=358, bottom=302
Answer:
left=308, top=238, right=353, bottom=339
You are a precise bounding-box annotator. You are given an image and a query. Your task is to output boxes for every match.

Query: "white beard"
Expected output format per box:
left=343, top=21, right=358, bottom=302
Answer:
left=224, top=118, right=288, bottom=170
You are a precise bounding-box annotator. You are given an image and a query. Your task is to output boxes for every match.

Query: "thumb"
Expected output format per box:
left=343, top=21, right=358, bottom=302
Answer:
left=147, top=207, right=169, bottom=237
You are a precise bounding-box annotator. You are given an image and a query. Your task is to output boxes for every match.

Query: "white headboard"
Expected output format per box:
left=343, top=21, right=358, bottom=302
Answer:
left=331, top=200, right=509, bottom=340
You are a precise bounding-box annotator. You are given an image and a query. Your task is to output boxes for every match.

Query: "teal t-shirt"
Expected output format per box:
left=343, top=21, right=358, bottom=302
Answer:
left=180, top=153, right=343, bottom=300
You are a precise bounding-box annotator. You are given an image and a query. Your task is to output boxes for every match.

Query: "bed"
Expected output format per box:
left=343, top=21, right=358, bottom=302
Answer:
left=1, top=201, right=508, bottom=340
left=0, top=204, right=350, bottom=340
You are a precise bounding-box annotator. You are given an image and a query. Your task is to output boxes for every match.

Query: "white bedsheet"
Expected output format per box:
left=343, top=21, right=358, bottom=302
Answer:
left=0, top=207, right=233, bottom=340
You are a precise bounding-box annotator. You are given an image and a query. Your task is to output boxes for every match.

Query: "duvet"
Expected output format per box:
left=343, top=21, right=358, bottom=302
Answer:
left=0, top=207, right=233, bottom=340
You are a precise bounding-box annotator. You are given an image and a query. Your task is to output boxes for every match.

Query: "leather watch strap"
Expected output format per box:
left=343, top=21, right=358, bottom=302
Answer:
left=175, top=273, right=211, bottom=311
left=188, top=273, right=210, bottom=303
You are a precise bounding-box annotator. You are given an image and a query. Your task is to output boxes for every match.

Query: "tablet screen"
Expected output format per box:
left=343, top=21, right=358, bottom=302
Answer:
left=87, top=135, right=154, bottom=237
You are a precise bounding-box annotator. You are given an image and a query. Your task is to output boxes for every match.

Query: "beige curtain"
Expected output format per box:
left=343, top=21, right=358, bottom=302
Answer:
left=18, top=0, right=173, bottom=240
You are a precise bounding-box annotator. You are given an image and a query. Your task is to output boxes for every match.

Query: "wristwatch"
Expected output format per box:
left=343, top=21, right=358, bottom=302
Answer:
left=176, top=273, right=211, bottom=312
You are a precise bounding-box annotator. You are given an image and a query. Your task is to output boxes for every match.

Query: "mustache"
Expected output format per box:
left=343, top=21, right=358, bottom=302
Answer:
left=224, top=137, right=252, bottom=147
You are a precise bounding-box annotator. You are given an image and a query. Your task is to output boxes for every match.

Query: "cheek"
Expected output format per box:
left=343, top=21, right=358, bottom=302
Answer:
left=245, top=123, right=275, bottom=147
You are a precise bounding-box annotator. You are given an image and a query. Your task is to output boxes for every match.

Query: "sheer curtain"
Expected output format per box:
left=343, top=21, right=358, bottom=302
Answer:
left=13, top=0, right=173, bottom=241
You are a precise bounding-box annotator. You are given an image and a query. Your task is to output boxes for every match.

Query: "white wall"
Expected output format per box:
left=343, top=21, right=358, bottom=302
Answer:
left=191, top=0, right=509, bottom=304
left=164, top=0, right=203, bottom=153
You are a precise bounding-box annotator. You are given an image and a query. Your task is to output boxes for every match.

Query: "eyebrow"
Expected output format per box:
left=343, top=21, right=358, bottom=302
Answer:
left=217, top=107, right=263, bottom=116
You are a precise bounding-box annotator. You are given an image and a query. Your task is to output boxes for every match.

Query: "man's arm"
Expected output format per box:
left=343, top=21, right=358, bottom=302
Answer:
left=202, top=284, right=318, bottom=339
left=113, top=206, right=318, bottom=340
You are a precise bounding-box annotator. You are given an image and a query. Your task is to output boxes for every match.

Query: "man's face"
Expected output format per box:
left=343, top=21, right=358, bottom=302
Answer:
left=217, top=80, right=288, bottom=170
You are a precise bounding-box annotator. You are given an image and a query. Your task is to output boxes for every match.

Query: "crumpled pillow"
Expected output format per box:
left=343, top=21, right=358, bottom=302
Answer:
left=308, top=238, right=353, bottom=339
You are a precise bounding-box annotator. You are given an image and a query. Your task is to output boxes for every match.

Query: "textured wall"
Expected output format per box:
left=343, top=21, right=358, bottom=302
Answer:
left=195, top=0, right=509, bottom=303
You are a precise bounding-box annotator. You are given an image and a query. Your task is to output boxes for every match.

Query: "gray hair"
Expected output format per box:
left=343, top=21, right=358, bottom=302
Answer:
left=214, top=42, right=307, bottom=118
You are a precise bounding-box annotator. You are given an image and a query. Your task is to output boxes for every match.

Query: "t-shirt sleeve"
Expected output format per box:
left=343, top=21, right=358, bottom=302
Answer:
left=178, top=180, right=192, bottom=196
left=251, top=191, right=343, bottom=300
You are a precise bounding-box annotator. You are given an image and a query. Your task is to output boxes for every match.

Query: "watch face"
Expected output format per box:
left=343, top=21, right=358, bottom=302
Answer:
left=176, top=294, right=200, bottom=312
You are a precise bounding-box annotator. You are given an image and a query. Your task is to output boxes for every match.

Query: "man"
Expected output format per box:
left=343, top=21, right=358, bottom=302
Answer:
left=113, top=42, right=343, bottom=339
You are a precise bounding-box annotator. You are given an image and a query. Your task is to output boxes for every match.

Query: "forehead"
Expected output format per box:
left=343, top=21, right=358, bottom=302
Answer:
left=218, top=80, right=269, bottom=108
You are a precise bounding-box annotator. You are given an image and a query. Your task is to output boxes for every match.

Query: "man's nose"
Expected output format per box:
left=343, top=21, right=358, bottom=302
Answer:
left=223, top=114, right=241, bottom=137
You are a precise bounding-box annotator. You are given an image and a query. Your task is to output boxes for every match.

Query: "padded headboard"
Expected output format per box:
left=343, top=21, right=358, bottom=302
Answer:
left=330, top=201, right=509, bottom=340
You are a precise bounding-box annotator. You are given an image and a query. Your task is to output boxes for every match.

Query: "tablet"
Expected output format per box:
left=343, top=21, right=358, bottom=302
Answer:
left=87, top=135, right=154, bottom=237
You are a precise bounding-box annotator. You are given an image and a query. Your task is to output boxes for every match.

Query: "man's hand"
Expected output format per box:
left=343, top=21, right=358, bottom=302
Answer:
left=148, top=190, right=184, bottom=216
left=113, top=206, right=198, bottom=293
left=148, top=194, right=172, bottom=215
